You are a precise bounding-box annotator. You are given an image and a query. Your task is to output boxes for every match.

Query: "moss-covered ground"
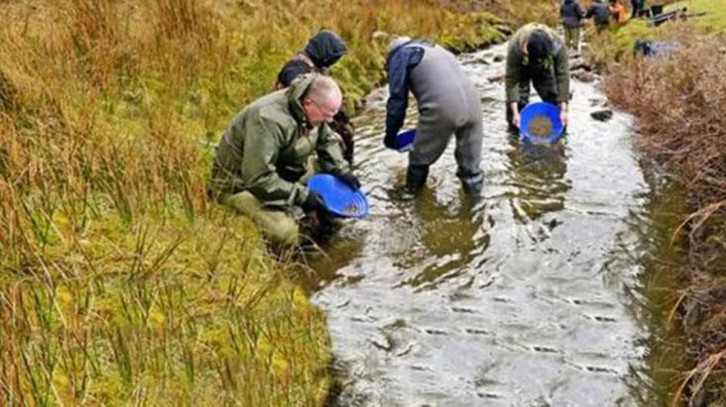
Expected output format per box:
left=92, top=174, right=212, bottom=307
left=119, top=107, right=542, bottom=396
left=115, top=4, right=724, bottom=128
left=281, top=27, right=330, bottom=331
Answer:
left=0, top=0, right=510, bottom=404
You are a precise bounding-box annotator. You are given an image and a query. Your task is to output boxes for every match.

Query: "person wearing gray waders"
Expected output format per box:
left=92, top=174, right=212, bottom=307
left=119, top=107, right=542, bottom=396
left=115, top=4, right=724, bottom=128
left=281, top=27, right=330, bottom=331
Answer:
left=505, top=23, right=570, bottom=132
left=274, top=30, right=355, bottom=165
left=208, top=74, right=359, bottom=246
left=383, top=36, right=484, bottom=198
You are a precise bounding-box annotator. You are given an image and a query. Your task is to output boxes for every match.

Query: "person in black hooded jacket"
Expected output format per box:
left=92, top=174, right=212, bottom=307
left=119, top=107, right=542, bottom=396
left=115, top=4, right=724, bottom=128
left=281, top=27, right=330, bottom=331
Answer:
left=274, top=30, right=355, bottom=164
left=560, top=0, right=586, bottom=51
left=585, top=0, right=611, bottom=31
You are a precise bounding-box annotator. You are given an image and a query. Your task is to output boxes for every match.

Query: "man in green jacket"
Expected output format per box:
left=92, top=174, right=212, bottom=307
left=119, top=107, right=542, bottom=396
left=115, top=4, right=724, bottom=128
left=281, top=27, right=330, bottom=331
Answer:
left=208, top=74, right=360, bottom=246
left=505, top=23, right=570, bottom=131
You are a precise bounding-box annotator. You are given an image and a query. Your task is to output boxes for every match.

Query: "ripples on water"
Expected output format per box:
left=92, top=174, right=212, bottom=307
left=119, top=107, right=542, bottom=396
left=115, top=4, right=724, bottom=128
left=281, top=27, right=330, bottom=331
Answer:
left=304, top=44, right=680, bottom=407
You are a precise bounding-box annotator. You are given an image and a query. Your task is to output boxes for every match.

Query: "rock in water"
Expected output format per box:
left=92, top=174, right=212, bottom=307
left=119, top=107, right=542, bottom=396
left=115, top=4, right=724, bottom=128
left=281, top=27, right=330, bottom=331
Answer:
left=591, top=109, right=613, bottom=122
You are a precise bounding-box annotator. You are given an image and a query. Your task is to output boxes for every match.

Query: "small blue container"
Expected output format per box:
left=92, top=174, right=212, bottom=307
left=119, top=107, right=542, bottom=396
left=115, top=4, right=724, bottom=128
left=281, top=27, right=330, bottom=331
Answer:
left=308, top=174, right=369, bottom=218
left=394, top=129, right=416, bottom=152
left=519, top=102, right=564, bottom=144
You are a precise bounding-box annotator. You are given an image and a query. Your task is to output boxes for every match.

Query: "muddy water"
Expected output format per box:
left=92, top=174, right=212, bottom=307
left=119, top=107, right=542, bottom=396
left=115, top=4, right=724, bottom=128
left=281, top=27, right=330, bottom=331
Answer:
left=306, top=44, right=676, bottom=406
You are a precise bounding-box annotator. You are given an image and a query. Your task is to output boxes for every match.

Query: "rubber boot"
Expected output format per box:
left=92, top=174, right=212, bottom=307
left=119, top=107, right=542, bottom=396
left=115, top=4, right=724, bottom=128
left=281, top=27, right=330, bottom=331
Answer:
left=458, top=170, right=483, bottom=198
left=399, top=165, right=429, bottom=200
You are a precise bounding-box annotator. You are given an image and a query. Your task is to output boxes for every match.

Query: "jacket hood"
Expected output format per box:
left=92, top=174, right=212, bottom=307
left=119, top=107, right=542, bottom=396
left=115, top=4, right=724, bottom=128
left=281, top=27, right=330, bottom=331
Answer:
left=304, top=30, right=347, bottom=68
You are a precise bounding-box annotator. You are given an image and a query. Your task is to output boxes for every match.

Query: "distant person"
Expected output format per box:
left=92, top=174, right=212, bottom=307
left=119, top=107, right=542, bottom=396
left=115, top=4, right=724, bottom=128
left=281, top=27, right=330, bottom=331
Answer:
left=609, top=0, right=629, bottom=24
left=208, top=74, right=360, bottom=246
left=631, top=0, right=646, bottom=18
left=560, top=0, right=586, bottom=51
left=383, top=36, right=484, bottom=198
left=274, top=30, right=355, bottom=164
left=585, top=0, right=611, bottom=32
left=505, top=23, right=570, bottom=132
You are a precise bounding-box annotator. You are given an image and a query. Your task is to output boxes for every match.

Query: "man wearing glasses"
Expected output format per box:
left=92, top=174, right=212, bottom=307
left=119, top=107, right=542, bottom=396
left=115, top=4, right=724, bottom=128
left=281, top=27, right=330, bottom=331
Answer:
left=505, top=23, right=570, bottom=132
left=274, top=30, right=356, bottom=165
left=208, top=74, right=360, bottom=246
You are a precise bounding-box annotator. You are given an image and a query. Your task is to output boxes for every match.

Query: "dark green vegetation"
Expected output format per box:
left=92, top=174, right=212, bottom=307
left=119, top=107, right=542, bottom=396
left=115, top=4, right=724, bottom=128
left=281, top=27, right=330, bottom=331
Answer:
left=0, top=0, right=514, bottom=404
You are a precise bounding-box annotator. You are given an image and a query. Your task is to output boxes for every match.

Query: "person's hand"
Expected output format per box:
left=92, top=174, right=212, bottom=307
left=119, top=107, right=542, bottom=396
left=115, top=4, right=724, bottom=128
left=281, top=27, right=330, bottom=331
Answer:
left=560, top=109, right=568, bottom=127
left=302, top=190, right=325, bottom=213
left=511, top=111, right=521, bottom=128
left=337, top=172, right=361, bottom=190
left=339, top=122, right=355, bottom=141
left=383, top=132, right=396, bottom=149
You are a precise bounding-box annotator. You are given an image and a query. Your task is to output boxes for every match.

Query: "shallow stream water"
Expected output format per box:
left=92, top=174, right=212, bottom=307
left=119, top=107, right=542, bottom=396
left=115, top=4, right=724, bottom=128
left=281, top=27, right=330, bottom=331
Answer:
left=304, top=43, right=683, bottom=407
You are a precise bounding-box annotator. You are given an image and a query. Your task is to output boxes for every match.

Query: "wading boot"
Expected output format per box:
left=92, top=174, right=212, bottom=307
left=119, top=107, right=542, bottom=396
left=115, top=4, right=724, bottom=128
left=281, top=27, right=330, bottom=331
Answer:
left=458, top=170, right=484, bottom=204
left=398, top=165, right=429, bottom=201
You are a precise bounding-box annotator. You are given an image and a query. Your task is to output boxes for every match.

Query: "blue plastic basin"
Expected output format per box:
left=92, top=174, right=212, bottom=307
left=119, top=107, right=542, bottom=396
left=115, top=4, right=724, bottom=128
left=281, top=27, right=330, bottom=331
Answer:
left=519, top=102, right=565, bottom=144
left=308, top=174, right=369, bottom=218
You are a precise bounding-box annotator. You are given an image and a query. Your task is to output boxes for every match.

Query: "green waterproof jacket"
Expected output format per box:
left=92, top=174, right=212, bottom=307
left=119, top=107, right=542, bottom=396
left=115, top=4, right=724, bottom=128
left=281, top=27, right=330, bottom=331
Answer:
left=209, top=74, right=351, bottom=207
left=505, top=23, right=570, bottom=104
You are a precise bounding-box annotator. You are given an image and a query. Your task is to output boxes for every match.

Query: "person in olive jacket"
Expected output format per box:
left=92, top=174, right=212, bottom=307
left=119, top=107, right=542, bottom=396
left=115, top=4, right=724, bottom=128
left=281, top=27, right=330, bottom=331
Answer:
left=274, top=30, right=355, bottom=164
left=505, top=23, right=570, bottom=131
left=209, top=74, right=359, bottom=246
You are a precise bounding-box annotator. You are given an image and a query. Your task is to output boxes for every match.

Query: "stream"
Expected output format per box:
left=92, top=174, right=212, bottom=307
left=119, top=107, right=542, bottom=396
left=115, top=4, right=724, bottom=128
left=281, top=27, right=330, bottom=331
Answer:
left=303, top=43, right=681, bottom=407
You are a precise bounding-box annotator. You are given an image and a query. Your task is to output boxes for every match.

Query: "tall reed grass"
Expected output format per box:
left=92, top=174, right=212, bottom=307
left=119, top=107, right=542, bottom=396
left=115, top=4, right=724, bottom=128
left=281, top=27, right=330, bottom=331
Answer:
left=605, top=23, right=726, bottom=407
left=0, top=0, right=507, bottom=404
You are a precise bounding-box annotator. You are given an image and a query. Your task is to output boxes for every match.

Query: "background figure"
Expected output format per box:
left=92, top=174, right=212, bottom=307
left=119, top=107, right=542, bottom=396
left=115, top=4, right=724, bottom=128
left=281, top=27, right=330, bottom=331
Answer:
left=384, top=36, right=484, bottom=198
left=585, top=0, right=611, bottom=32
left=560, top=0, right=586, bottom=51
left=609, top=0, right=629, bottom=24
left=631, top=0, right=645, bottom=18
left=208, top=74, right=359, bottom=246
left=274, top=30, right=356, bottom=164
left=505, top=23, right=570, bottom=131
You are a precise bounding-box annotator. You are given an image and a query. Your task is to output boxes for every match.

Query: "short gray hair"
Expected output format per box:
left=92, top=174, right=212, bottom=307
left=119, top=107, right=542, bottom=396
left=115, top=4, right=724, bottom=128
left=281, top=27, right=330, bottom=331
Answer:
left=307, top=75, right=342, bottom=106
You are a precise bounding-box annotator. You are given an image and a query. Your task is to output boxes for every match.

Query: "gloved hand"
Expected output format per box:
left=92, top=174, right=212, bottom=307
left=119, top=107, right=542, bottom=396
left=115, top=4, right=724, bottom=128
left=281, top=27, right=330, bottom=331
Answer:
left=337, top=171, right=361, bottom=190
left=383, top=132, right=396, bottom=149
left=301, top=190, right=325, bottom=213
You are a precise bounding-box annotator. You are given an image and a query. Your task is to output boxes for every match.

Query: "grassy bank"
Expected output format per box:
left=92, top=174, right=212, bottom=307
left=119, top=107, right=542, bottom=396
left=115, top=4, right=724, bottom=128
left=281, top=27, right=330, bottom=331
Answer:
left=584, top=1, right=725, bottom=405
left=0, top=0, right=510, bottom=404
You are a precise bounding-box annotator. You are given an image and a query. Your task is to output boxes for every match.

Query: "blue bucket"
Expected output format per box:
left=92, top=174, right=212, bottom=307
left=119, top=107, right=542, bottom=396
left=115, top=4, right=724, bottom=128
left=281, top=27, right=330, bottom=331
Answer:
left=394, top=129, right=416, bottom=152
left=519, top=102, right=564, bottom=144
left=308, top=174, right=369, bottom=218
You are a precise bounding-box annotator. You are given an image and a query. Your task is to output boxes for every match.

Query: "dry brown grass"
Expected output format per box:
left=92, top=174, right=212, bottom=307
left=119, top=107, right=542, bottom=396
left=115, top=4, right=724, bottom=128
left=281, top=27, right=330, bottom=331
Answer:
left=0, top=0, right=510, bottom=404
left=606, top=29, right=726, bottom=406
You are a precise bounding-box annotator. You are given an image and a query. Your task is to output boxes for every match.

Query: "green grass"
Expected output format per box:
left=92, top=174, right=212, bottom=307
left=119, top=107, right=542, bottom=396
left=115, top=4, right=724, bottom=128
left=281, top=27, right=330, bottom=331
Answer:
left=677, top=0, right=726, bottom=32
left=1, top=213, right=333, bottom=405
left=0, top=0, right=511, bottom=404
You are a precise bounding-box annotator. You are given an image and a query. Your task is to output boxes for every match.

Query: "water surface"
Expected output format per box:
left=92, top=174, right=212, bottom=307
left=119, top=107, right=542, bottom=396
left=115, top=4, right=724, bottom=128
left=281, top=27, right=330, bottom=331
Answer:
left=305, top=44, right=678, bottom=406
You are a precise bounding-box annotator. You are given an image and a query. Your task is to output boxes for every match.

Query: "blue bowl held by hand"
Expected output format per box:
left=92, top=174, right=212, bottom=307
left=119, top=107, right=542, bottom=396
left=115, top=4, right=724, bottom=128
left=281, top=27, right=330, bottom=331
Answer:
left=307, top=174, right=369, bottom=218
left=519, top=102, right=565, bottom=144
left=394, top=129, right=416, bottom=152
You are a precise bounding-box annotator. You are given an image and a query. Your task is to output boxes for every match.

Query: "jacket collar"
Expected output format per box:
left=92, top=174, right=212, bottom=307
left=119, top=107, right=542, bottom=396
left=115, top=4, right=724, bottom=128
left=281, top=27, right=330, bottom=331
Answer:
left=285, top=73, right=317, bottom=127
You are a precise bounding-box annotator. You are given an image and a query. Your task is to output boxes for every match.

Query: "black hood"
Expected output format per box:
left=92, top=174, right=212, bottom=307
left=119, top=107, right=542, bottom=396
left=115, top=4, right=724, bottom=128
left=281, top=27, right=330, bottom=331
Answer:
left=304, top=30, right=347, bottom=68
left=527, top=30, right=554, bottom=67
